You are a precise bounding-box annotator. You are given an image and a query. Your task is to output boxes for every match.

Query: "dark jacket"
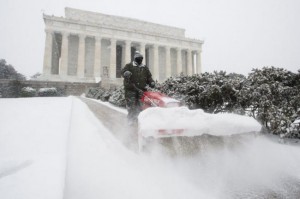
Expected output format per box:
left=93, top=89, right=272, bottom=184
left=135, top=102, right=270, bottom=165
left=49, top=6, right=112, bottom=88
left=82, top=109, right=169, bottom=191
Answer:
left=121, top=62, right=154, bottom=91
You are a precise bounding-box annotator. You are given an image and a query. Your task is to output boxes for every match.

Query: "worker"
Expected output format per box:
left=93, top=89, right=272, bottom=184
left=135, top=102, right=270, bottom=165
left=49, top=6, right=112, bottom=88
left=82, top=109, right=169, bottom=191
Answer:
left=121, top=51, right=155, bottom=126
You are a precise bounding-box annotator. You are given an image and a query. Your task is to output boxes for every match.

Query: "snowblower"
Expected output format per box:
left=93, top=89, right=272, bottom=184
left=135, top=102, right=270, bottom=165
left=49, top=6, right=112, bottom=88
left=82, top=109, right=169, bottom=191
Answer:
left=138, top=91, right=262, bottom=154
left=140, top=91, right=183, bottom=135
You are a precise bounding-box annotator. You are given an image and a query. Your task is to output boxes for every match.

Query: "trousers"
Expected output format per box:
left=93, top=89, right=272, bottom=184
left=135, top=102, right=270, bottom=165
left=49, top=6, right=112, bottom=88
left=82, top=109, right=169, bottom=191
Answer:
left=125, top=90, right=143, bottom=125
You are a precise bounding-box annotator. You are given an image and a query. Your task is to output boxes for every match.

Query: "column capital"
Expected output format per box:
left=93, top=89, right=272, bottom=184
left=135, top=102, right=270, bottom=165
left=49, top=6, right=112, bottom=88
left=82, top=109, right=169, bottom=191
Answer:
left=62, top=31, right=70, bottom=38
left=95, top=36, right=102, bottom=41
left=110, top=38, right=117, bottom=42
left=78, top=34, right=86, bottom=39
left=125, top=40, right=131, bottom=48
left=153, top=43, right=159, bottom=48
left=183, top=48, right=189, bottom=51
left=45, top=28, right=53, bottom=32
left=176, top=47, right=182, bottom=52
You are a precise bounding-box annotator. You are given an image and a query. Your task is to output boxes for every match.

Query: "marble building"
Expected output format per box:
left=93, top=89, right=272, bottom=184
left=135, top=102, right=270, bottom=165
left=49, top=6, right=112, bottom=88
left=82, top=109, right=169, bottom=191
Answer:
left=41, top=7, right=204, bottom=86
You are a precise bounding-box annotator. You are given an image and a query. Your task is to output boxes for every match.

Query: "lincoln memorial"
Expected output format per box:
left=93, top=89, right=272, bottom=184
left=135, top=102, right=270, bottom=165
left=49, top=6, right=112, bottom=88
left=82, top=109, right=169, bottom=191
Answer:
left=41, top=7, right=204, bottom=86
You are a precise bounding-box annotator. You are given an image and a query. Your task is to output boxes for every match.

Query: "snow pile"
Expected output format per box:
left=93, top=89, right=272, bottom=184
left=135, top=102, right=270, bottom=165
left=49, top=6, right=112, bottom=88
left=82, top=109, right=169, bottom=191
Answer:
left=139, top=106, right=261, bottom=137
left=0, top=97, right=72, bottom=199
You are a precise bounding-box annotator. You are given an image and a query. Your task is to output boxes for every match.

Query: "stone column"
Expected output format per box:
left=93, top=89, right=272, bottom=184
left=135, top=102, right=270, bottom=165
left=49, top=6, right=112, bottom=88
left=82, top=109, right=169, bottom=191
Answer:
left=94, top=36, right=101, bottom=78
left=196, top=50, right=202, bottom=74
left=125, top=40, right=131, bottom=64
left=176, top=48, right=182, bottom=75
left=139, top=43, right=146, bottom=60
left=165, top=46, right=171, bottom=78
left=153, top=44, right=159, bottom=81
left=60, top=32, right=69, bottom=76
left=77, top=34, right=86, bottom=78
left=43, top=30, right=53, bottom=75
left=187, top=49, right=193, bottom=75
left=109, top=38, right=117, bottom=78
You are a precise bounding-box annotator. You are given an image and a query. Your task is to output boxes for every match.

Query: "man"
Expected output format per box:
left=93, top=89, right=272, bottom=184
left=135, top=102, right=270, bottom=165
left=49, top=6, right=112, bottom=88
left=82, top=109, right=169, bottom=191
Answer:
left=121, top=51, right=155, bottom=126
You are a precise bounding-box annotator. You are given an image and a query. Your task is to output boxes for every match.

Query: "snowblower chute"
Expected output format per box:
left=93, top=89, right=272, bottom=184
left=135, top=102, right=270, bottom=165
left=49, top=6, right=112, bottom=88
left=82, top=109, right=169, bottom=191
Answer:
left=140, top=91, right=184, bottom=137
left=138, top=91, right=262, bottom=152
left=141, top=91, right=181, bottom=109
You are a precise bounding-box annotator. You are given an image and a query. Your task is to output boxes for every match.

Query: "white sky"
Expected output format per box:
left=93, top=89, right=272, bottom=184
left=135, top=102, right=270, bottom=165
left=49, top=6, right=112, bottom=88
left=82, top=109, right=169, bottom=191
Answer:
left=0, top=0, right=299, bottom=77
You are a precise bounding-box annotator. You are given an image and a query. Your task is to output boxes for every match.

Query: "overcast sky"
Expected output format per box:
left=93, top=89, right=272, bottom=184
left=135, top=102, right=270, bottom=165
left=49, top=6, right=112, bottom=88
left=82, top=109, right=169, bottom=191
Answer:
left=0, top=0, right=299, bottom=77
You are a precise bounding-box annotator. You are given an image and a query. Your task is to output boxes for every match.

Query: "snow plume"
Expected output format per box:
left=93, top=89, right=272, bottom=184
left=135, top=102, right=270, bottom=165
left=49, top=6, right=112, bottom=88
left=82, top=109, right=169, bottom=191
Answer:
left=139, top=106, right=262, bottom=138
left=1, top=97, right=300, bottom=199
left=166, top=135, right=300, bottom=198
left=63, top=98, right=213, bottom=199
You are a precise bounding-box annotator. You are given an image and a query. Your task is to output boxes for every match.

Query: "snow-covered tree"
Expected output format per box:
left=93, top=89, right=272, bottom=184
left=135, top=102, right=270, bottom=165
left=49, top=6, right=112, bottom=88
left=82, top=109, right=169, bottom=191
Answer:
left=0, top=59, right=26, bottom=80
left=108, top=86, right=126, bottom=107
left=242, top=67, right=300, bottom=137
left=87, top=67, right=300, bottom=138
left=30, top=72, right=42, bottom=79
left=159, top=71, right=246, bottom=113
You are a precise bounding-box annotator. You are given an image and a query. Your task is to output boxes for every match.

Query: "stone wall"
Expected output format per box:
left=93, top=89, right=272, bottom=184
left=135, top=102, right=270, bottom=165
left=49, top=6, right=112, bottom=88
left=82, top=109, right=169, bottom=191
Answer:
left=0, top=79, right=100, bottom=97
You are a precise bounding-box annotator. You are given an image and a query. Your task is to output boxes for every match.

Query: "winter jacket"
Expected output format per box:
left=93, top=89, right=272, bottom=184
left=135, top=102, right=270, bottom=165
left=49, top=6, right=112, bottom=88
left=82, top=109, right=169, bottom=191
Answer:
left=121, top=61, right=154, bottom=92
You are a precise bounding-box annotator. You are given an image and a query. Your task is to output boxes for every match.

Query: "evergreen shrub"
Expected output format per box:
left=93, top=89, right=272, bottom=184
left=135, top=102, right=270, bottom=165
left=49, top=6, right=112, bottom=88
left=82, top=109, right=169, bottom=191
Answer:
left=38, top=87, right=58, bottom=97
left=20, top=87, right=36, bottom=97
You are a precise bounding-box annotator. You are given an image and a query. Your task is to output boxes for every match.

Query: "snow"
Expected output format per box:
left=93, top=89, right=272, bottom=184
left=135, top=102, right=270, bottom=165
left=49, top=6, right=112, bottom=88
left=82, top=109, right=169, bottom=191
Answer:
left=1, top=96, right=300, bottom=199
left=293, top=119, right=300, bottom=124
left=161, top=96, right=180, bottom=104
left=21, top=87, right=36, bottom=92
left=139, top=106, right=261, bottom=138
left=88, top=97, right=127, bottom=114
left=0, top=97, right=71, bottom=199
left=38, top=87, right=57, bottom=92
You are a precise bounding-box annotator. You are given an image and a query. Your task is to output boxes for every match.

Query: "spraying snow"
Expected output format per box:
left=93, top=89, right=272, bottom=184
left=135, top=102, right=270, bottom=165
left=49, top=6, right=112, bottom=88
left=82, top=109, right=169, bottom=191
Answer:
left=139, top=106, right=261, bottom=138
left=1, top=96, right=300, bottom=199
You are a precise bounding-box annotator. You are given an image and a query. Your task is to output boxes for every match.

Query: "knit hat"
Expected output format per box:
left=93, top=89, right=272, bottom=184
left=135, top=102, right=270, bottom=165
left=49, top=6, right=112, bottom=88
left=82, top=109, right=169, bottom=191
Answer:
left=134, top=51, right=143, bottom=59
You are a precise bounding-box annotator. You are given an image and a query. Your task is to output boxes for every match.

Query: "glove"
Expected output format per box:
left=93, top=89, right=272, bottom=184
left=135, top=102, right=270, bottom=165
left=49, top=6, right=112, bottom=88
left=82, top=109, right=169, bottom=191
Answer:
left=149, top=81, right=155, bottom=88
left=137, top=89, right=144, bottom=97
left=123, top=71, right=132, bottom=79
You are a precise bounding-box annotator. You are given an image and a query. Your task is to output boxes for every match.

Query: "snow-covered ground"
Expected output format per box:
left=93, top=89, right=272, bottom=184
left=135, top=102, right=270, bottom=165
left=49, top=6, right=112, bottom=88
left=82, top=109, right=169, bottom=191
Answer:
left=1, top=96, right=300, bottom=199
